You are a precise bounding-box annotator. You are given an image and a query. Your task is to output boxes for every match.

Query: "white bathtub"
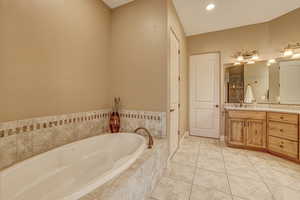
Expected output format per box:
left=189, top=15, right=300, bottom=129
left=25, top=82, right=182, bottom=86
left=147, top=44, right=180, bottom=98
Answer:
left=0, top=133, right=146, bottom=200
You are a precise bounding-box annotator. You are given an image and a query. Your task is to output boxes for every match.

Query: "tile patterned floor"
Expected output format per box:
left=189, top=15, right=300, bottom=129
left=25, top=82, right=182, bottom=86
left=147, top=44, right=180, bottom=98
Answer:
left=149, top=136, right=300, bottom=200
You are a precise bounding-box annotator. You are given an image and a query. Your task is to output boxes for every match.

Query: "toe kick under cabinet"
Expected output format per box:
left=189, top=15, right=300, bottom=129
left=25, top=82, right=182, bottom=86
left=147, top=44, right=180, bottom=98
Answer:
left=225, top=110, right=300, bottom=163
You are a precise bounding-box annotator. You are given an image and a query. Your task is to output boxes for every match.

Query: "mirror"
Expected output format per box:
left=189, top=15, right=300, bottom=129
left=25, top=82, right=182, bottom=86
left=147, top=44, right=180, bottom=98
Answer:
left=225, top=59, right=300, bottom=105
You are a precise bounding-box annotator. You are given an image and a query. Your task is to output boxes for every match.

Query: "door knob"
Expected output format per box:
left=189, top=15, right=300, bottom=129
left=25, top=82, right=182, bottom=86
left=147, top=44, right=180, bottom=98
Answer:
left=215, top=105, right=219, bottom=108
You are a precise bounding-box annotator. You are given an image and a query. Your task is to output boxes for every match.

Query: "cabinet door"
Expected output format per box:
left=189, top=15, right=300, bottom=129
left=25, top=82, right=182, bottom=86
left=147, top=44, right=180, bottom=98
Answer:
left=228, top=119, right=246, bottom=146
left=246, top=120, right=266, bottom=148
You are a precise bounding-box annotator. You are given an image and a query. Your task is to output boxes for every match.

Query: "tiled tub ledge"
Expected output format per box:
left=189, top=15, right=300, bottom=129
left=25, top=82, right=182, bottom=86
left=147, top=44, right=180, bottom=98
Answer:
left=80, top=138, right=168, bottom=200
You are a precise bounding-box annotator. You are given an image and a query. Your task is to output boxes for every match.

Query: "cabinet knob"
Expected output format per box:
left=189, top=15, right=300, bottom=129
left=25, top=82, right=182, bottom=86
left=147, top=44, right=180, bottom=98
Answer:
left=279, top=144, right=284, bottom=148
left=280, top=116, right=284, bottom=120
left=280, top=129, right=284, bottom=132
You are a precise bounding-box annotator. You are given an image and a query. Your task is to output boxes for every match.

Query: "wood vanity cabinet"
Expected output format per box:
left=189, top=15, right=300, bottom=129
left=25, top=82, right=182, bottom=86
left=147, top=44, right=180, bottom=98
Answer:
left=226, top=110, right=300, bottom=163
left=226, top=111, right=266, bottom=149
left=267, top=112, right=299, bottom=160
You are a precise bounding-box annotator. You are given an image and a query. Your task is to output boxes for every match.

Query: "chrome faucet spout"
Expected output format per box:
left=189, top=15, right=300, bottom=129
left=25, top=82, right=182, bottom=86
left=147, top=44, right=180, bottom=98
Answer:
left=134, top=127, right=154, bottom=149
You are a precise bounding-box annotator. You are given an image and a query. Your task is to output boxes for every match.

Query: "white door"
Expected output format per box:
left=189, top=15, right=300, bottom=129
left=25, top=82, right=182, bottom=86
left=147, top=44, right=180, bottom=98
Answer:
left=189, top=53, right=220, bottom=138
left=169, top=30, right=180, bottom=157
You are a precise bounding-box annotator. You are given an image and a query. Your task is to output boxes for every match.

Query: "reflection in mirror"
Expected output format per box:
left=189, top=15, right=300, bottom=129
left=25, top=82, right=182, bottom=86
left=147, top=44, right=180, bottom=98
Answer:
left=225, top=59, right=300, bottom=105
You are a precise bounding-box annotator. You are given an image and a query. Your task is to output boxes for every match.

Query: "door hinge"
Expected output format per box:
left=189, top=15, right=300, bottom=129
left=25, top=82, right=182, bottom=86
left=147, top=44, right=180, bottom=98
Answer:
left=178, top=131, right=180, bottom=135
left=178, top=50, right=181, bottom=55
left=178, top=104, right=181, bottom=108
left=178, top=76, right=181, bottom=81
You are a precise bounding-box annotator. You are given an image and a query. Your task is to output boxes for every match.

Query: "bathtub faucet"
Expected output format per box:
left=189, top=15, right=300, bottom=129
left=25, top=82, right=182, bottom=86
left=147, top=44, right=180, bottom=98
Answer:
left=134, top=127, right=154, bottom=149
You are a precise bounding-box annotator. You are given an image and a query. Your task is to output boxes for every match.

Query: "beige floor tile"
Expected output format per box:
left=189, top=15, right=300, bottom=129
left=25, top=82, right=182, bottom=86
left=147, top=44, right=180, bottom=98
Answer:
left=257, top=166, right=300, bottom=191
left=267, top=183, right=300, bottom=200
left=172, top=151, right=198, bottom=166
left=199, top=150, right=223, bottom=159
left=228, top=175, right=273, bottom=200
left=151, top=177, right=192, bottom=200
left=232, top=196, right=247, bottom=200
left=164, top=161, right=195, bottom=184
left=190, top=184, right=233, bottom=200
left=225, top=160, right=261, bottom=181
left=194, top=168, right=231, bottom=194
left=198, top=157, right=226, bottom=173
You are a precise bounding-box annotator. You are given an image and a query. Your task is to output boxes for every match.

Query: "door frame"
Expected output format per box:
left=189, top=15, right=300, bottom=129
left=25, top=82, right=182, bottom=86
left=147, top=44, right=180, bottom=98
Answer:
left=168, top=27, right=181, bottom=159
left=188, top=51, right=222, bottom=139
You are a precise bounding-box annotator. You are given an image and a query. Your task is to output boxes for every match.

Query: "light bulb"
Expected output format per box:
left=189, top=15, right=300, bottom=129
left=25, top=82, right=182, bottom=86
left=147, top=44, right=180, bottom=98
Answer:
left=206, top=3, right=215, bottom=11
left=292, top=53, right=300, bottom=59
left=268, top=59, right=276, bottom=64
left=283, top=49, right=293, bottom=57
left=252, top=55, right=259, bottom=60
left=237, top=56, right=244, bottom=61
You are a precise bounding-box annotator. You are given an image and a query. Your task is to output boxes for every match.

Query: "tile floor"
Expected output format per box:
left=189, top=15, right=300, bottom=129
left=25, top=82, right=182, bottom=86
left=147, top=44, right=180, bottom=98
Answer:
left=149, top=136, right=300, bottom=200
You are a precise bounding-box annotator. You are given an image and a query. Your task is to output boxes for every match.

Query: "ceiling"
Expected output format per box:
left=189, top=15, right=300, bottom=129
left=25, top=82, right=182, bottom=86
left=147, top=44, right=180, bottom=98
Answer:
left=102, top=0, right=134, bottom=9
left=173, top=0, right=300, bottom=36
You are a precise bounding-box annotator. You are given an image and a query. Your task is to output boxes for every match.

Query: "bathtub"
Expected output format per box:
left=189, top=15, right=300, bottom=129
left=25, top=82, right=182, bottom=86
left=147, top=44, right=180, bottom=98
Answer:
left=0, top=133, right=146, bottom=200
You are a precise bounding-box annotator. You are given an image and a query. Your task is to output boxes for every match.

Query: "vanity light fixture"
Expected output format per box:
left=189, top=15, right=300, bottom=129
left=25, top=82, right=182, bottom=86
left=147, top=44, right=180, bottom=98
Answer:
left=233, top=50, right=259, bottom=65
left=282, top=43, right=300, bottom=57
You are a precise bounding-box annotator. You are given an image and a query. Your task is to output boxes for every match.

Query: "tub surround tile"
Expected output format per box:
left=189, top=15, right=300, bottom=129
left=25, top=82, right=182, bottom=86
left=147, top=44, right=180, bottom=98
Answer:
left=0, top=135, right=17, bottom=169
left=80, top=138, right=168, bottom=200
left=119, top=110, right=167, bottom=137
left=16, top=131, right=33, bottom=161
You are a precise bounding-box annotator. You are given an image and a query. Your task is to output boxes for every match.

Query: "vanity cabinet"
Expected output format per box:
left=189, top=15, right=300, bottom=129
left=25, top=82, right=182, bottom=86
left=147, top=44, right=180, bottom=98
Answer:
left=226, top=111, right=266, bottom=149
left=267, top=112, right=299, bottom=160
left=226, top=109, right=300, bottom=163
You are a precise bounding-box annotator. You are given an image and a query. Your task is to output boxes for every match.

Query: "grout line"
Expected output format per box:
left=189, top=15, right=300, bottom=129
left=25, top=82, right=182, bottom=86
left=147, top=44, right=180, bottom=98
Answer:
left=221, top=143, right=234, bottom=200
left=188, top=139, right=201, bottom=200
left=245, top=152, right=277, bottom=200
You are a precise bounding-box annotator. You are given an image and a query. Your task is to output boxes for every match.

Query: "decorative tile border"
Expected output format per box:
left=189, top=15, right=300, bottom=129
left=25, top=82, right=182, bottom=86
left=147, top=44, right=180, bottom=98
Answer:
left=0, top=109, right=111, bottom=138
left=119, top=110, right=167, bottom=137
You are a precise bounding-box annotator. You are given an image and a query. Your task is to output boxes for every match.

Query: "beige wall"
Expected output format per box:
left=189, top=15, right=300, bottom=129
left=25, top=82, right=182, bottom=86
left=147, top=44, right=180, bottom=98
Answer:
left=167, top=0, right=189, bottom=136
left=110, top=0, right=168, bottom=112
left=0, top=0, right=111, bottom=122
left=187, top=8, right=300, bottom=135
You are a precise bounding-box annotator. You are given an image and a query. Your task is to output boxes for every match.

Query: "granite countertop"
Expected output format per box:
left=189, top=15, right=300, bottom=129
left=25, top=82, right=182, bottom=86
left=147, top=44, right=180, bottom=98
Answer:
left=224, top=105, right=300, bottom=114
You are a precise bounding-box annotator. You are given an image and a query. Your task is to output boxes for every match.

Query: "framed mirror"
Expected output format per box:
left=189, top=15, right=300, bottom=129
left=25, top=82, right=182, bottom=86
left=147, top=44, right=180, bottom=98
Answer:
left=225, top=59, right=300, bottom=105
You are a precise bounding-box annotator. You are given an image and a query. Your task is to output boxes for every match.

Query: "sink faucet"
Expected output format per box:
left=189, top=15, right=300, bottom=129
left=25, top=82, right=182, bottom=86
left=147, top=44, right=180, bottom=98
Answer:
left=134, top=127, right=154, bottom=149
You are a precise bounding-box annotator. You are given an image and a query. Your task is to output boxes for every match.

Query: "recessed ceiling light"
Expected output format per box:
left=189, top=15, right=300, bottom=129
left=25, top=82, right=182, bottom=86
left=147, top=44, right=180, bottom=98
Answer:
left=206, top=3, right=215, bottom=11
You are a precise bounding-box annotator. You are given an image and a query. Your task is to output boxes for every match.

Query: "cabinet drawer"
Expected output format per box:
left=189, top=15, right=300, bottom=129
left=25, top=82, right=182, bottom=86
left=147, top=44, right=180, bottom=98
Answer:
left=228, top=111, right=266, bottom=120
left=268, top=136, right=298, bottom=159
left=268, top=122, right=298, bottom=141
left=268, top=112, right=298, bottom=124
